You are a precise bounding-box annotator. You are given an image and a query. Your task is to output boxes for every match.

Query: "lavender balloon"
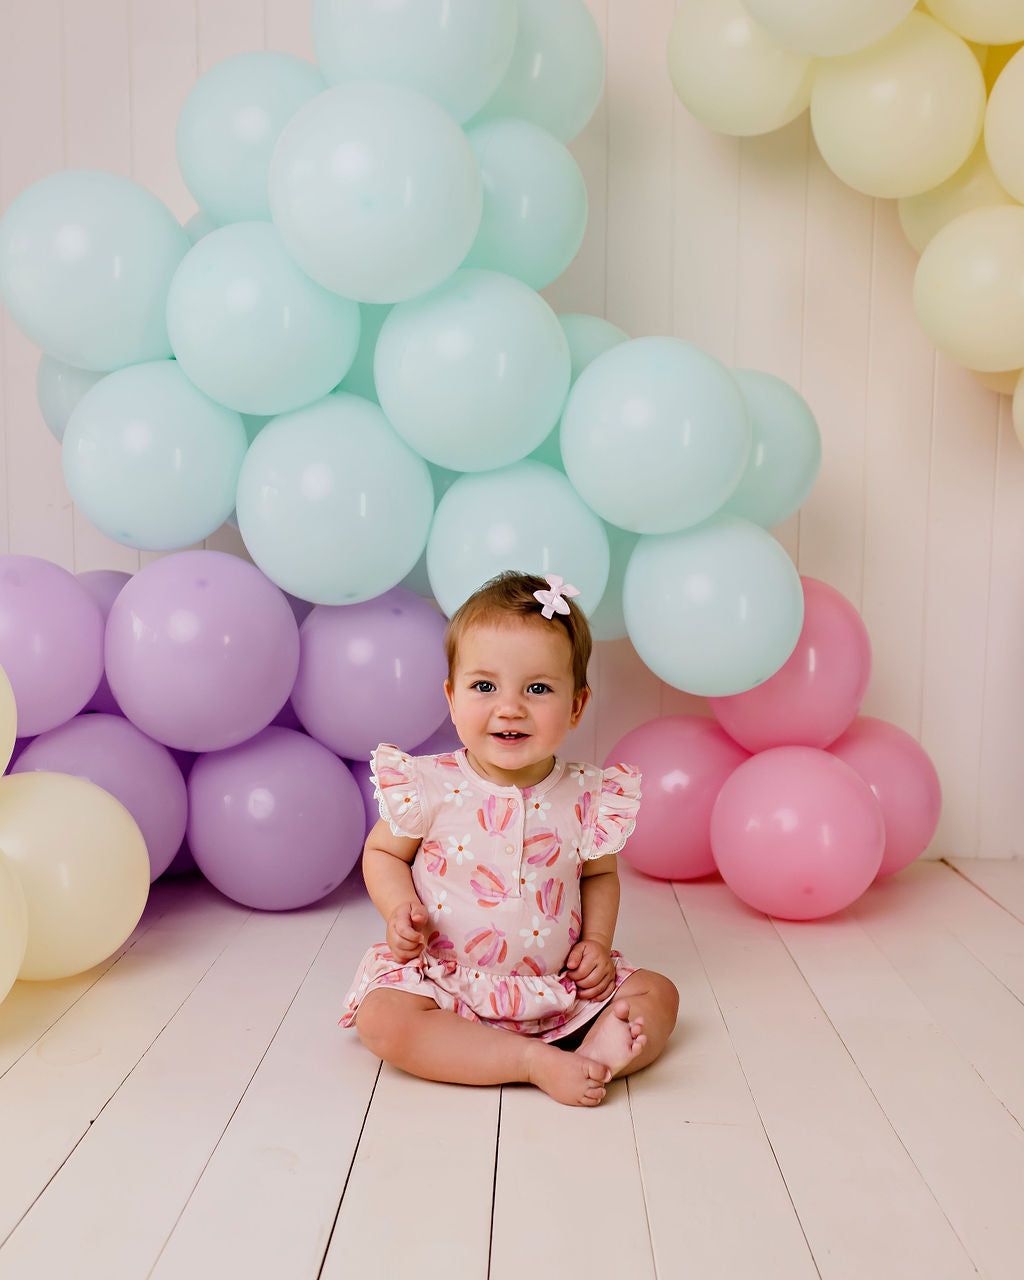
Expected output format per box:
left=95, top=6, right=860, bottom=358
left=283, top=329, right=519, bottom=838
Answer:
left=291, top=587, right=449, bottom=760
left=76, top=568, right=131, bottom=714
left=0, top=556, right=104, bottom=736
left=12, top=712, right=187, bottom=880
left=104, top=550, right=300, bottom=752
left=187, top=726, right=365, bottom=910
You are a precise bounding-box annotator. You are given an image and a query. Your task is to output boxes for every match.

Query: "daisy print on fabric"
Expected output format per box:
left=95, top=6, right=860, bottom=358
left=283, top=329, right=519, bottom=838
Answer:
left=446, top=833, right=474, bottom=866
left=520, top=915, right=551, bottom=949
left=518, top=867, right=539, bottom=896
left=427, top=888, right=453, bottom=918
left=443, top=780, right=472, bottom=807
left=526, top=796, right=552, bottom=819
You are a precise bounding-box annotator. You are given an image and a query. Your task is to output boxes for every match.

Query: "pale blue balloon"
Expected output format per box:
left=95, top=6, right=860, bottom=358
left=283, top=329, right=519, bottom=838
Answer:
left=464, top=118, right=587, bottom=289
left=166, top=222, right=360, bottom=416
left=337, top=303, right=392, bottom=402
left=719, top=369, right=822, bottom=529
left=36, top=355, right=102, bottom=444
left=528, top=313, right=629, bottom=469
left=312, top=0, right=517, bottom=124
left=426, top=460, right=609, bottom=617
left=560, top=336, right=752, bottom=534
left=270, top=82, right=482, bottom=303
left=176, top=52, right=325, bottom=225
left=0, top=170, right=189, bottom=371
left=623, top=515, right=804, bottom=696
left=470, top=0, right=605, bottom=143
left=235, top=392, right=434, bottom=604
left=63, top=361, right=247, bottom=551
left=375, top=268, right=570, bottom=471
left=588, top=524, right=640, bottom=643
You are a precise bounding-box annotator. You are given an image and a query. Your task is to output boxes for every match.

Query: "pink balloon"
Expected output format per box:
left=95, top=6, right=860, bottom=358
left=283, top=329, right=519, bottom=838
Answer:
left=711, top=746, right=884, bottom=919
left=0, top=555, right=104, bottom=735
left=828, top=716, right=941, bottom=878
left=105, top=550, right=300, bottom=752
left=605, top=715, right=749, bottom=880
left=76, top=568, right=131, bottom=714
left=12, top=712, right=187, bottom=880
left=708, top=577, right=871, bottom=752
left=188, top=726, right=365, bottom=910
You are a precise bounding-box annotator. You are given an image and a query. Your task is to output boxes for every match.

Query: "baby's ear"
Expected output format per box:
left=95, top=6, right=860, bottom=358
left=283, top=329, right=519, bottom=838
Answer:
left=570, top=685, right=591, bottom=726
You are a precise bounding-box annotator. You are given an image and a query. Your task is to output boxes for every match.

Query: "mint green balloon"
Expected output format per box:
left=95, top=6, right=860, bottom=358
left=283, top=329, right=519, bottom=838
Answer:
left=0, top=170, right=188, bottom=371
left=464, top=118, right=587, bottom=289
left=529, top=313, right=629, bottom=469
left=176, top=52, right=325, bottom=225
left=470, top=0, right=605, bottom=143
left=560, top=336, right=751, bottom=534
left=426, top=460, right=609, bottom=617
left=63, top=362, right=246, bottom=551
left=166, top=222, right=360, bottom=416
left=623, top=515, right=804, bottom=696
left=719, top=369, right=822, bottom=529
left=36, top=355, right=102, bottom=445
left=235, top=392, right=433, bottom=604
left=269, top=82, right=482, bottom=303
left=375, top=268, right=570, bottom=471
left=312, top=0, right=517, bottom=123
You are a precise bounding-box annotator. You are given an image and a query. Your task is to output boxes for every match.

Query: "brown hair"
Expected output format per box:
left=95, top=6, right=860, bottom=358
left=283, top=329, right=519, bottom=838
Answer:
left=444, top=570, right=592, bottom=694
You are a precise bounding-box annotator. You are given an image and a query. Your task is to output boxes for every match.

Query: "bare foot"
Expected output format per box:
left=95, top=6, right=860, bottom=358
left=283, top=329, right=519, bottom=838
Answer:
left=576, top=1000, right=647, bottom=1077
left=526, top=1041, right=612, bottom=1107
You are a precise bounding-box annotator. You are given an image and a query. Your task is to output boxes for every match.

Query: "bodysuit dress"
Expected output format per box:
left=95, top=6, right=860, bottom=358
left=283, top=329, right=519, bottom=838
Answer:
left=340, top=743, right=642, bottom=1041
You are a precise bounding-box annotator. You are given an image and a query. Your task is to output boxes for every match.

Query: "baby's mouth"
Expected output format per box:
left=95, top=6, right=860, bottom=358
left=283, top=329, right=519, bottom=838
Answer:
left=492, top=731, right=528, bottom=740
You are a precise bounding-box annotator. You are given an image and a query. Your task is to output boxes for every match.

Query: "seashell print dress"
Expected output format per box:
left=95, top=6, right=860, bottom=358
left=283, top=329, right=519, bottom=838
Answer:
left=340, top=744, right=642, bottom=1041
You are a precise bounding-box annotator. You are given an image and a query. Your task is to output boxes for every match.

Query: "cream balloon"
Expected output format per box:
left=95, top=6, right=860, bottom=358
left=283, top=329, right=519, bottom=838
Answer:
left=972, top=368, right=1021, bottom=396
left=0, top=662, right=15, bottom=773
left=666, top=0, right=815, bottom=137
left=0, top=850, right=28, bottom=1004
left=897, top=140, right=1017, bottom=254
left=923, top=0, right=1024, bottom=46
left=914, top=205, right=1024, bottom=372
left=741, top=0, right=916, bottom=56
left=810, top=13, right=985, bottom=199
left=0, top=771, right=150, bottom=981
left=985, top=47, right=1024, bottom=205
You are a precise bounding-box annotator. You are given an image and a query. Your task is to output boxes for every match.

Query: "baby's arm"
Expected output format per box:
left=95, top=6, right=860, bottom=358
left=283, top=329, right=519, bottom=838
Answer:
left=362, top=819, right=428, bottom=962
left=566, top=853, right=620, bottom=1000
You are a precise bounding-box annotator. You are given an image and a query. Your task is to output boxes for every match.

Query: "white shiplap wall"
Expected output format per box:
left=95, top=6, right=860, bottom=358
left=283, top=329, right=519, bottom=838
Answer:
left=0, top=0, right=1019, bottom=858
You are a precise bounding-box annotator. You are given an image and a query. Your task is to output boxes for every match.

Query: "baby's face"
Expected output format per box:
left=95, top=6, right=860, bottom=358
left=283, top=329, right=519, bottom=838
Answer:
left=445, top=616, right=588, bottom=788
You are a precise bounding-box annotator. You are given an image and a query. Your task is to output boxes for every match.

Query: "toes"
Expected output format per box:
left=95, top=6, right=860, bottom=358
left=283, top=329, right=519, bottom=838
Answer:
left=631, top=1033, right=648, bottom=1057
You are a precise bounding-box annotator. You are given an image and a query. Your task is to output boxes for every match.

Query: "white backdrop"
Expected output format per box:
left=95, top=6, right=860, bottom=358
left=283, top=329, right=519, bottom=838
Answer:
left=1, top=0, right=1019, bottom=859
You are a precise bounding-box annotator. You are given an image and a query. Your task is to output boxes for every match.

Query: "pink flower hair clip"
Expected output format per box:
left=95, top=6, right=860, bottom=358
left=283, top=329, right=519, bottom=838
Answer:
left=533, top=574, right=581, bottom=619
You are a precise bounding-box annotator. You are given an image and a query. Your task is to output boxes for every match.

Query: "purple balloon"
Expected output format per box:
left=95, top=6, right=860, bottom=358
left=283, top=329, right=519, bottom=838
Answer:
left=104, top=550, right=300, bottom=752
left=348, top=757, right=379, bottom=839
left=411, top=716, right=463, bottom=756
left=12, top=711, right=188, bottom=880
left=187, top=726, right=365, bottom=910
left=291, top=588, right=449, bottom=760
left=76, top=568, right=132, bottom=713
left=0, top=555, right=104, bottom=736
left=162, top=838, right=199, bottom=878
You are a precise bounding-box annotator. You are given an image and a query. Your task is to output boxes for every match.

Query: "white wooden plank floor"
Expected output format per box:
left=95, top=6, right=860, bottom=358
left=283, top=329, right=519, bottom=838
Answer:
left=3, top=858, right=1024, bottom=1280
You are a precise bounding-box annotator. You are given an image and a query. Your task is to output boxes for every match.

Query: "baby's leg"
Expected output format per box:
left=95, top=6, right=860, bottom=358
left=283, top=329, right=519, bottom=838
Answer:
left=355, top=988, right=612, bottom=1107
left=575, top=969, right=679, bottom=1079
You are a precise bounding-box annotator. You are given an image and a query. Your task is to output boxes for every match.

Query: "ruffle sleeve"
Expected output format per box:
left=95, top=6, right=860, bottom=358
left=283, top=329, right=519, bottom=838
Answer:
left=370, top=743, right=426, bottom=839
left=582, top=762, right=642, bottom=860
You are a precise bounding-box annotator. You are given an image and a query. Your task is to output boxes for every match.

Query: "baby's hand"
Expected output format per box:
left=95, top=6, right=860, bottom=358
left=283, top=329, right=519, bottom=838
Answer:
left=386, top=901, right=429, bottom=963
left=566, top=939, right=616, bottom=1002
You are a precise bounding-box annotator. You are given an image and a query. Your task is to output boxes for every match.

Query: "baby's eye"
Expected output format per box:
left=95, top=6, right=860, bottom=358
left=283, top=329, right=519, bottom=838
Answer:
left=527, top=682, right=551, bottom=695
left=471, top=680, right=495, bottom=693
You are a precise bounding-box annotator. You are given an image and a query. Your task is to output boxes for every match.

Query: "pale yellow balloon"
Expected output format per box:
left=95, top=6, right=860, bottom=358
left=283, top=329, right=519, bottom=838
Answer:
left=811, top=13, right=985, bottom=198
left=972, top=367, right=1021, bottom=396
left=742, top=0, right=916, bottom=57
left=1012, top=370, right=1024, bottom=447
left=914, top=205, right=1024, bottom=372
left=985, top=47, right=1024, bottom=205
left=897, top=140, right=1017, bottom=253
left=924, top=0, right=1024, bottom=46
left=0, top=771, right=150, bottom=981
left=0, top=849, right=28, bottom=1005
left=667, top=0, right=816, bottom=137
left=0, top=663, right=15, bottom=774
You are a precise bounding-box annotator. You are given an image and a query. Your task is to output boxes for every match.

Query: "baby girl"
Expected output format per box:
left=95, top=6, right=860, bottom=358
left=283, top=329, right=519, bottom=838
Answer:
left=341, top=569, right=678, bottom=1106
